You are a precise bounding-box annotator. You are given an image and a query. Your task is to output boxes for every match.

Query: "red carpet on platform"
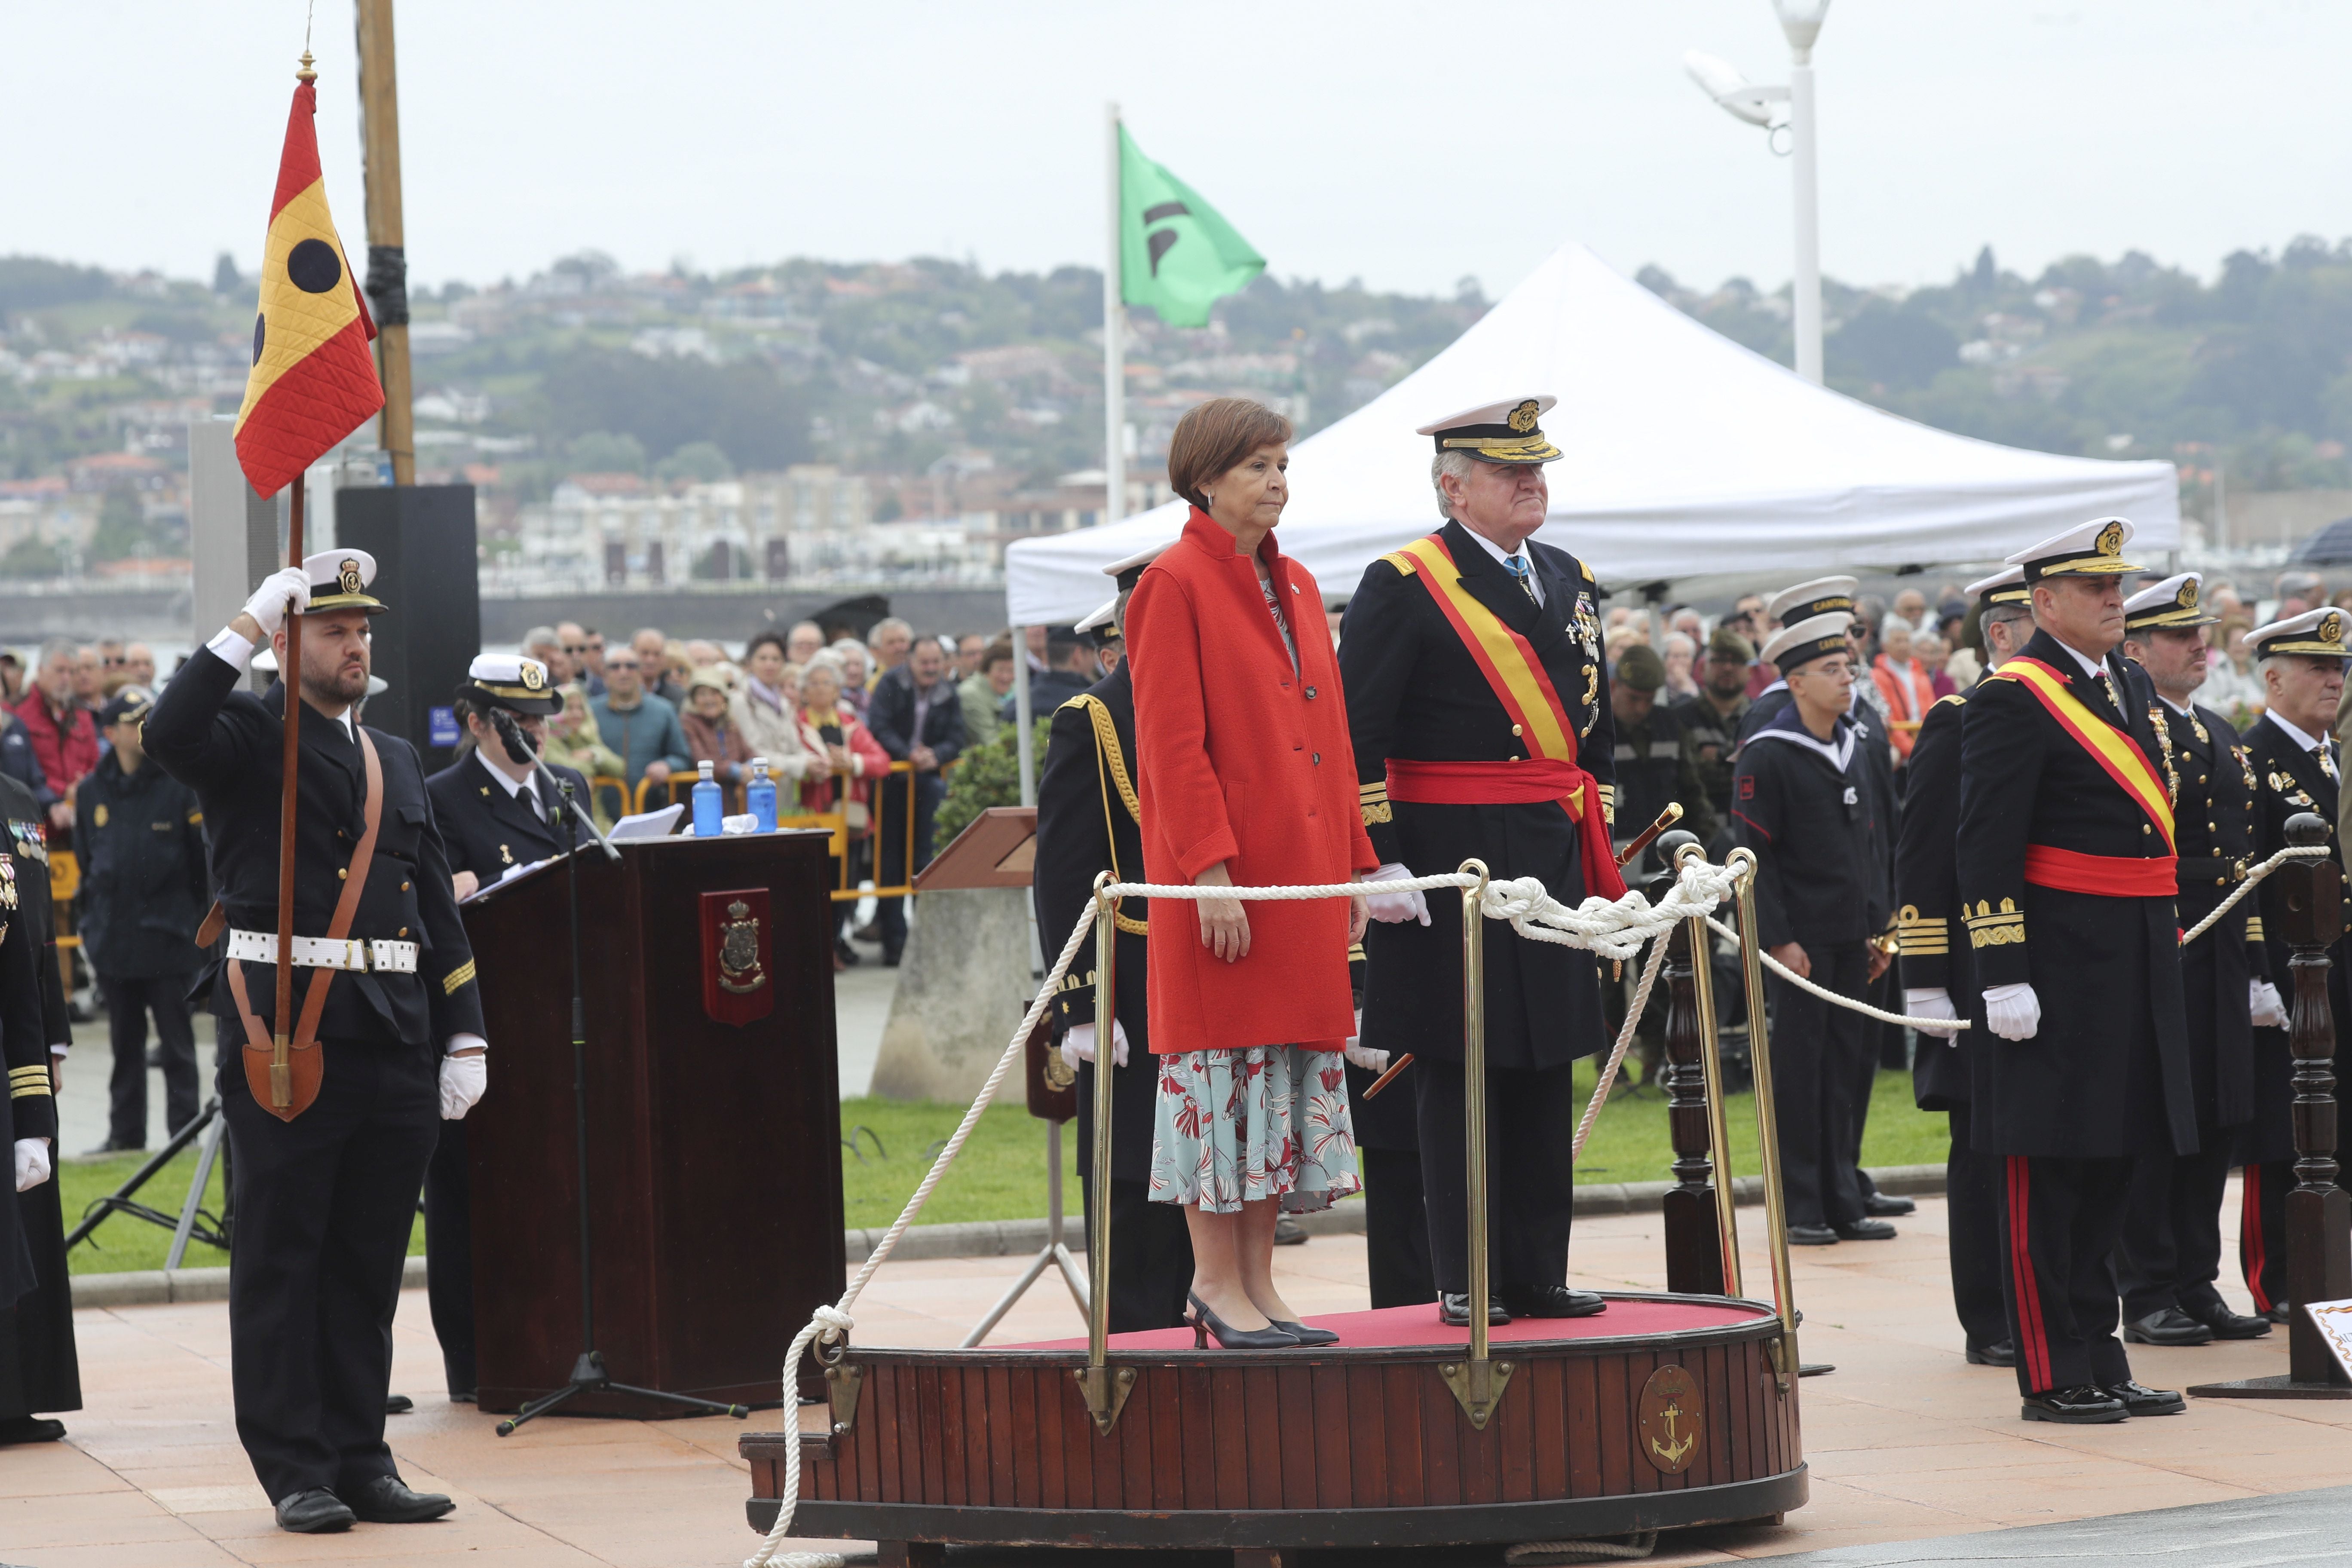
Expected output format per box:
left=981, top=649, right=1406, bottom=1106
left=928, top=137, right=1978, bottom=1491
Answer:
left=1009, top=1295, right=1768, bottom=1352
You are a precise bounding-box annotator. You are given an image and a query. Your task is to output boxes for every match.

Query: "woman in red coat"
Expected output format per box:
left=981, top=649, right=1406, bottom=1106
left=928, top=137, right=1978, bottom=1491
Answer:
left=1128, top=398, right=1379, bottom=1349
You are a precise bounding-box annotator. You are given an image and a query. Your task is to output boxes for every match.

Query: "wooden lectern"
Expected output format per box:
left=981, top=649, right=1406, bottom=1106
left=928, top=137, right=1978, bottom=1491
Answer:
left=459, top=831, right=845, bottom=1414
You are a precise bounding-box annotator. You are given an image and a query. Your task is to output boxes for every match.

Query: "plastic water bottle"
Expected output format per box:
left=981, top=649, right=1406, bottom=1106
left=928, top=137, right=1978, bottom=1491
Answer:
left=691, top=759, right=723, bottom=837
left=747, top=757, right=778, bottom=832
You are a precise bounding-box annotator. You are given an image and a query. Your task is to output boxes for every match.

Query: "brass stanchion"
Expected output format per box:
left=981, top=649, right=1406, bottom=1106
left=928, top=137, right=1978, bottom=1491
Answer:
left=1676, top=845, right=1743, bottom=1298
left=1072, top=873, right=1135, bottom=1433
left=1727, top=849, right=1799, bottom=1390
left=1440, top=859, right=1514, bottom=1429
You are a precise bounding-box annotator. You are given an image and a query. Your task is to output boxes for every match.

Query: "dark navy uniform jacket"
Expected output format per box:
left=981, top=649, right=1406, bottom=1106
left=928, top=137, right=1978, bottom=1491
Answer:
left=1340, top=519, right=1615, bottom=1071
left=0, top=844, right=52, bottom=1310
left=144, top=648, right=484, bottom=1049
left=73, top=750, right=209, bottom=979
left=0, top=772, right=71, bottom=1052
left=1895, top=694, right=1974, bottom=1112
left=2239, top=710, right=2349, bottom=1164
left=1955, top=629, right=2195, bottom=1159
left=1729, top=703, right=1885, bottom=950
left=1032, top=663, right=1155, bottom=1184
left=424, top=748, right=593, bottom=885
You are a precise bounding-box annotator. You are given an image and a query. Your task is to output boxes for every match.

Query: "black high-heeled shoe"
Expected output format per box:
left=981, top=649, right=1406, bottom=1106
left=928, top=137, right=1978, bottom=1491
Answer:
left=1271, top=1320, right=1338, bottom=1347
left=1188, top=1291, right=1300, bottom=1350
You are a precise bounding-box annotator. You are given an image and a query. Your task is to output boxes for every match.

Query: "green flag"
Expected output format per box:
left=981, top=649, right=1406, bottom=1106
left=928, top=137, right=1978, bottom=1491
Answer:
left=1118, top=124, right=1264, bottom=328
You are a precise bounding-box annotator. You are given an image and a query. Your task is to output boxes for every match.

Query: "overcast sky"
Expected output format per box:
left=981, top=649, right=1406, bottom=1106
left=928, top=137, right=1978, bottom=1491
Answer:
left=6, top=0, right=2348, bottom=303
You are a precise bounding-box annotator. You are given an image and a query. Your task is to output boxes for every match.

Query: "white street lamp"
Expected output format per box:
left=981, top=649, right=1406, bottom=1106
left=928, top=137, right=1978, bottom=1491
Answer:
left=1684, top=0, right=1831, bottom=384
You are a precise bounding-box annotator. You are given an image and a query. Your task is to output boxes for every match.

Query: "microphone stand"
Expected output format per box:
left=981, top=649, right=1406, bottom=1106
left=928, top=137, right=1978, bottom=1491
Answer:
left=487, top=708, right=742, bottom=1434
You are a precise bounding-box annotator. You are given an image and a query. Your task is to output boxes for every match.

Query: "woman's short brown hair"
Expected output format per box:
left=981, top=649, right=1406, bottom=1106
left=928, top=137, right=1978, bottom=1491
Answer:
left=1166, top=397, right=1294, bottom=510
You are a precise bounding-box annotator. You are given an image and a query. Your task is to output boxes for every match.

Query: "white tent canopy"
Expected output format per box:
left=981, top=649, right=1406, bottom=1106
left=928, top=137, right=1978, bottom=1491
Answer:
left=1004, top=242, right=2178, bottom=625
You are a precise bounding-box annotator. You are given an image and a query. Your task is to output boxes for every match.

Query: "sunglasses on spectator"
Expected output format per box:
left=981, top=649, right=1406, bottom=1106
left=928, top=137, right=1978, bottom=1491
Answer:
left=606, top=658, right=641, bottom=670
left=564, top=644, right=590, bottom=654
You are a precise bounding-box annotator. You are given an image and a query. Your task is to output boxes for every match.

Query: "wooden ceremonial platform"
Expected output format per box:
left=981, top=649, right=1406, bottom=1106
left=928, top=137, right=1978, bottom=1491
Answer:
left=743, top=1293, right=1803, bottom=1558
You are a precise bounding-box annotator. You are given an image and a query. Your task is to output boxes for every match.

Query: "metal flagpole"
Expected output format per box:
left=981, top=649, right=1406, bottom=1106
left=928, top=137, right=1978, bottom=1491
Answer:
left=1103, top=101, right=1126, bottom=533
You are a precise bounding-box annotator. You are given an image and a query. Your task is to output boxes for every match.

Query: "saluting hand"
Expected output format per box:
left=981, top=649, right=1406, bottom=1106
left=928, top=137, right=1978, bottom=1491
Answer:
left=1195, top=862, right=1250, bottom=964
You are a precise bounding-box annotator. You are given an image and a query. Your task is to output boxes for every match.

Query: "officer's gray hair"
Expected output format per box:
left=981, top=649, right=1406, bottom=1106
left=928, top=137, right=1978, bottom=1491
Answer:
left=37, top=637, right=75, bottom=670
left=1430, top=450, right=1478, bottom=521
left=520, top=625, right=559, bottom=652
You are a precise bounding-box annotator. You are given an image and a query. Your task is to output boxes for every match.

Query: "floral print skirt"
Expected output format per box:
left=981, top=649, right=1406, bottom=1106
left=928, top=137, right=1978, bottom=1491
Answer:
left=1147, top=1045, right=1362, bottom=1215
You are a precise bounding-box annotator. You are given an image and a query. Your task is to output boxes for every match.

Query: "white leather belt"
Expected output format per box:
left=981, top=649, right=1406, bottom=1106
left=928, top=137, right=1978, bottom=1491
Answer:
left=226, top=929, right=419, bottom=975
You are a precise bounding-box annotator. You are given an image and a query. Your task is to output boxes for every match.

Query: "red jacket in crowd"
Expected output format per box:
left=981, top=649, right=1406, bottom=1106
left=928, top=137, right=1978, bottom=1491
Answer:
left=15, top=691, right=97, bottom=796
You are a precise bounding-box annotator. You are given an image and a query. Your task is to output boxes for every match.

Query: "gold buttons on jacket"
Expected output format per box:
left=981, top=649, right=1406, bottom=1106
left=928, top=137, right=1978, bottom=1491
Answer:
left=399, top=927, right=409, bottom=937
left=401, top=881, right=410, bottom=891
left=337, top=867, right=348, bottom=879
left=2142, top=824, right=2152, bottom=835
left=1513, top=724, right=1524, bottom=737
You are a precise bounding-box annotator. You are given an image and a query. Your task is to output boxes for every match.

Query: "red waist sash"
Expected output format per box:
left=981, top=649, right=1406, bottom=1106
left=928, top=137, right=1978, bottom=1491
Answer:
left=2021, top=843, right=2177, bottom=899
left=1385, top=758, right=1626, bottom=899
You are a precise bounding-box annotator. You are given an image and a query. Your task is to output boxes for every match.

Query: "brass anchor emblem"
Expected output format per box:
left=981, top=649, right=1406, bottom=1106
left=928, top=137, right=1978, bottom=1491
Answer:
left=1637, top=1363, right=1701, bottom=1474
left=1649, top=1400, right=1694, bottom=1468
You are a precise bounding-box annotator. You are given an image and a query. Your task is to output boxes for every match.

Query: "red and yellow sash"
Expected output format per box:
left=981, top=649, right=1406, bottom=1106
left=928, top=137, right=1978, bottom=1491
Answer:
left=2000, top=657, right=2176, bottom=854
left=1381, top=534, right=1626, bottom=900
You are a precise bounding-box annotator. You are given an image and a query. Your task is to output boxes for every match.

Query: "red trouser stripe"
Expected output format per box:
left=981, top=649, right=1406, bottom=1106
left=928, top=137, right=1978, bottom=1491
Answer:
left=2242, top=1164, right=2272, bottom=1314
left=2005, top=1156, right=2054, bottom=1391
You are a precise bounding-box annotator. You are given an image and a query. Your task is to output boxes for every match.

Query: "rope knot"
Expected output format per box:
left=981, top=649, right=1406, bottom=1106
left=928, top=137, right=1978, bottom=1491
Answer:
left=813, top=1305, right=855, bottom=1343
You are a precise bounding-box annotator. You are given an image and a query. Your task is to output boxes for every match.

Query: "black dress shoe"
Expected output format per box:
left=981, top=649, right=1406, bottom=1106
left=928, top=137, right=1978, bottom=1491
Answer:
left=0, top=1415, right=65, bottom=1444
left=1834, top=1218, right=1898, bottom=1241
left=450, top=1389, right=478, bottom=1404
left=1964, top=1341, right=2017, bottom=1367
left=274, top=1487, right=357, bottom=1534
left=1438, top=1292, right=1510, bottom=1326
left=82, top=1139, right=144, bottom=1158
left=2102, top=1380, right=2185, bottom=1417
left=1498, top=1285, right=1608, bottom=1318
left=338, top=1473, right=455, bottom=1523
left=2021, top=1385, right=2127, bottom=1424
left=384, top=1394, right=414, bottom=1415
left=2182, top=1301, right=2272, bottom=1340
left=1272, top=1217, right=1309, bottom=1246
left=2264, top=1303, right=2293, bottom=1324
left=1786, top=1223, right=1840, bottom=1246
left=2123, top=1307, right=2213, bottom=1346
left=1863, top=1192, right=1916, bottom=1216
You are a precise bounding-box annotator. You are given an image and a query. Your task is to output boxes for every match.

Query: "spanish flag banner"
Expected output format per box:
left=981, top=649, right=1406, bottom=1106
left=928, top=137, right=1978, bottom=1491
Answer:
left=233, top=70, right=383, bottom=497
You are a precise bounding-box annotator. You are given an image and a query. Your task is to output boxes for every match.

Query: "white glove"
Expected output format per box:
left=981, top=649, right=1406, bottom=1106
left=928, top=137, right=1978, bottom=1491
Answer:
left=1982, top=983, right=2041, bottom=1041
left=13, top=1138, right=51, bottom=1192
left=1904, top=986, right=1960, bottom=1042
left=1058, top=1019, right=1129, bottom=1072
left=2251, top=979, right=2289, bottom=1029
left=439, top=1053, right=487, bottom=1119
left=242, top=565, right=312, bottom=637
left=1342, top=1008, right=1388, bottom=1074
left=1362, top=862, right=1430, bottom=926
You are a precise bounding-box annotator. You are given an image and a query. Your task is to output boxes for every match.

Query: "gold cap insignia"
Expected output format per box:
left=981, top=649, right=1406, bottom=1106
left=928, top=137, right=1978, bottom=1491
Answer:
left=2178, top=579, right=2199, bottom=609
left=522, top=662, right=545, bottom=690
left=1508, top=399, right=1541, bottom=433
left=2095, top=521, right=2123, bottom=557
left=2324, top=611, right=2344, bottom=647
left=338, top=559, right=362, bottom=594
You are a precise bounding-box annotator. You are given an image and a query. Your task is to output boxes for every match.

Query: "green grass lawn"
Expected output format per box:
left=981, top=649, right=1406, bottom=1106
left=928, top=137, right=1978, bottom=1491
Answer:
left=61, top=1075, right=1950, bottom=1275
left=61, top=1149, right=424, bottom=1277
left=835, top=1070, right=1950, bottom=1231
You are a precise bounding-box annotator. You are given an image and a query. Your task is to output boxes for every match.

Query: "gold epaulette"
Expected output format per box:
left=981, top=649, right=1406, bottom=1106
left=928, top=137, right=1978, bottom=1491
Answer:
left=1964, top=897, right=2024, bottom=949
left=1895, top=903, right=1950, bottom=956
left=1379, top=549, right=1421, bottom=577
left=1580, top=559, right=1595, bottom=582
left=1932, top=693, right=1966, bottom=709
left=1359, top=779, right=1392, bottom=826
left=8, top=1063, right=51, bottom=1100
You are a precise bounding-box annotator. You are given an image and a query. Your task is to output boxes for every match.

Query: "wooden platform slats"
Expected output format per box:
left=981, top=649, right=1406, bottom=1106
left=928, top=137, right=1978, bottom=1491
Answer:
left=769, top=1315, right=1800, bottom=1515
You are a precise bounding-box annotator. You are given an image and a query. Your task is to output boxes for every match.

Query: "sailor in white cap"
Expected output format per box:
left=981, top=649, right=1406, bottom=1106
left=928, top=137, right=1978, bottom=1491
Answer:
left=143, top=548, right=482, bottom=1528
left=2233, top=602, right=2352, bottom=1320
left=1340, top=392, right=1614, bottom=1326
left=1032, top=539, right=1195, bottom=1331
left=2107, top=574, right=2280, bottom=1347
left=1733, top=612, right=1894, bottom=1248
left=1954, top=516, right=2195, bottom=1424
left=1893, top=562, right=2037, bottom=1369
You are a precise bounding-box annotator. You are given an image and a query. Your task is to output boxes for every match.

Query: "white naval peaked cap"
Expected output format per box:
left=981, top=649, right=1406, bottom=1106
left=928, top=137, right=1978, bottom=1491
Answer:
left=1765, top=577, right=1858, bottom=625
left=2122, top=572, right=2216, bottom=631
left=1963, top=565, right=2028, bottom=605
left=1415, top=395, right=1561, bottom=464
left=1762, top=611, right=1854, bottom=673
left=2246, top=606, right=2350, bottom=662
left=1102, top=540, right=1173, bottom=588
left=2003, top=517, right=2138, bottom=582
left=299, top=548, right=386, bottom=614
left=462, top=653, right=563, bottom=714
left=1074, top=596, right=1120, bottom=634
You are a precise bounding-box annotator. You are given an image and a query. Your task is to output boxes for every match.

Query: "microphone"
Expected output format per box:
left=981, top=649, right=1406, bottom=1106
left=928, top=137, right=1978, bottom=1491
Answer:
left=489, top=708, right=539, bottom=767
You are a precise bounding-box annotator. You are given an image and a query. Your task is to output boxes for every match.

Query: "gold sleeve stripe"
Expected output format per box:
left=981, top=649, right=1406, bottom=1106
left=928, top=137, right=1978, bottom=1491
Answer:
left=1359, top=781, right=1390, bottom=799
left=1348, top=943, right=1366, bottom=961
left=2246, top=916, right=2266, bottom=940
left=442, top=959, right=478, bottom=995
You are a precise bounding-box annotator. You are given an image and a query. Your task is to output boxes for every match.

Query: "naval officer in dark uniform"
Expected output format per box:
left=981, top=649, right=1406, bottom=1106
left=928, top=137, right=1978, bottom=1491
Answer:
left=1341, top=394, right=1614, bottom=1327
left=1896, top=566, right=2032, bottom=1368
left=2115, top=574, right=2278, bottom=1346
left=145, top=551, right=487, bottom=1533
left=2233, top=606, right=2352, bottom=1321
left=420, top=655, right=585, bottom=1400
left=1033, top=545, right=1195, bottom=1333
left=1955, top=517, right=2195, bottom=1425
left=0, top=810, right=58, bottom=1434
left=1730, top=612, right=1893, bottom=1246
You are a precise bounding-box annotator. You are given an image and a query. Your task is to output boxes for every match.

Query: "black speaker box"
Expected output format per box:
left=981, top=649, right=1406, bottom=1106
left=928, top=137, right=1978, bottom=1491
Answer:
left=334, top=484, right=481, bottom=775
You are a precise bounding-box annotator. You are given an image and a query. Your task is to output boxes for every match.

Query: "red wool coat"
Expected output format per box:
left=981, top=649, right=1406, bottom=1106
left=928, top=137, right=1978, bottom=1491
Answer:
left=1127, top=508, right=1379, bottom=1056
